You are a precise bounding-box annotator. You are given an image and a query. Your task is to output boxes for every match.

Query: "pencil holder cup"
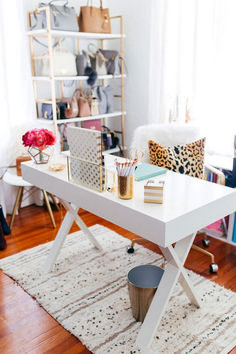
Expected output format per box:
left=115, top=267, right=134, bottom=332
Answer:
left=118, top=175, right=134, bottom=200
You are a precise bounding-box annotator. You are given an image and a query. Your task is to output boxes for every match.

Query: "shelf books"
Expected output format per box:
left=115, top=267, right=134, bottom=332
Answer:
left=229, top=213, right=236, bottom=244
left=204, top=171, right=218, bottom=183
left=202, top=219, right=225, bottom=238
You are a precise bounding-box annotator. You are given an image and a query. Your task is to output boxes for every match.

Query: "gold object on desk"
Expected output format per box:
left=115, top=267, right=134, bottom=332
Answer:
left=118, top=175, right=134, bottom=199
left=144, top=180, right=164, bottom=204
left=49, top=163, right=66, bottom=172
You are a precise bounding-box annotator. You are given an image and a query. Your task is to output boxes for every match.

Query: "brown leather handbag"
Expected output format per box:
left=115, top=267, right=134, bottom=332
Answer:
left=77, top=90, right=91, bottom=117
left=78, top=0, right=111, bottom=34
left=65, top=89, right=91, bottom=118
left=64, top=94, right=79, bottom=118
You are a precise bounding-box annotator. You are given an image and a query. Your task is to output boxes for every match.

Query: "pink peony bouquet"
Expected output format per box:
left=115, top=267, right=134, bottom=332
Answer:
left=22, top=128, right=56, bottom=151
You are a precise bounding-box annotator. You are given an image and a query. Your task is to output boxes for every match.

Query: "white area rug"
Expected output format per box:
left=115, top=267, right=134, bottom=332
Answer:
left=0, top=224, right=236, bottom=354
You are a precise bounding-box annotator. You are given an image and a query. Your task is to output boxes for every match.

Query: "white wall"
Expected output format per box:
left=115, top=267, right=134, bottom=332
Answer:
left=23, top=0, right=153, bottom=149
left=105, top=0, right=152, bottom=147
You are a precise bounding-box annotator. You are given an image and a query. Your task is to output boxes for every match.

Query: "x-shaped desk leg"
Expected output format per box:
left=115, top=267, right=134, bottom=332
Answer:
left=136, top=233, right=200, bottom=350
left=44, top=200, right=103, bottom=272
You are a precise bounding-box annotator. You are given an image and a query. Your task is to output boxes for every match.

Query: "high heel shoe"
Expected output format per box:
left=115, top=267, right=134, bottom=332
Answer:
left=0, top=223, right=7, bottom=250
left=0, top=204, right=11, bottom=235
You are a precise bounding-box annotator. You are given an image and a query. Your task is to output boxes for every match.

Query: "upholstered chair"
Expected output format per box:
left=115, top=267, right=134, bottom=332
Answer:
left=129, top=123, right=225, bottom=273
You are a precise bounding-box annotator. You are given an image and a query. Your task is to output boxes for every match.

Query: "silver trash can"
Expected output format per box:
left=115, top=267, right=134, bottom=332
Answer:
left=128, top=264, right=164, bottom=322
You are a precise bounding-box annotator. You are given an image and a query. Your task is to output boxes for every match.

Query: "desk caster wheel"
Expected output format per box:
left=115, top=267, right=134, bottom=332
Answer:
left=210, top=263, right=218, bottom=273
left=202, top=238, right=210, bottom=247
left=127, top=246, right=134, bottom=254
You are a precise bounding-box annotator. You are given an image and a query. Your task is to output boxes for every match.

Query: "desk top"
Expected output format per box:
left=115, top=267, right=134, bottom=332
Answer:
left=22, top=155, right=236, bottom=247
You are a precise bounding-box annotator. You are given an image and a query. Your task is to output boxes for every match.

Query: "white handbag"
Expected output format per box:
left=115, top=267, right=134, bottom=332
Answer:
left=91, top=97, right=99, bottom=116
left=95, top=51, right=108, bottom=76
left=88, top=43, right=107, bottom=76
left=38, top=50, right=77, bottom=77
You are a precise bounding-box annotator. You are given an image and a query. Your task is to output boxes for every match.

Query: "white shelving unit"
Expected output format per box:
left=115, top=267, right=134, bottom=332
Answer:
left=26, top=28, right=125, bottom=40
left=26, top=7, right=126, bottom=151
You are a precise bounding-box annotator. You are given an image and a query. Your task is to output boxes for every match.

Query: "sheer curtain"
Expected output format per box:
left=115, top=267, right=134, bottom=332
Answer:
left=0, top=0, right=36, bottom=213
left=148, top=0, right=236, bottom=156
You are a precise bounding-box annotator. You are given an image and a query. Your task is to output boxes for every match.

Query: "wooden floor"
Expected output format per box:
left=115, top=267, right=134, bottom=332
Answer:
left=0, top=204, right=236, bottom=354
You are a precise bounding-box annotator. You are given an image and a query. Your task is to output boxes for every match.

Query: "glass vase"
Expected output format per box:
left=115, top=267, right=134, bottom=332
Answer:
left=28, top=146, right=51, bottom=164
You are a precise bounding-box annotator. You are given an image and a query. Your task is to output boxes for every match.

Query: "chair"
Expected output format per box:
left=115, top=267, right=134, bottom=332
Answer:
left=128, top=123, right=225, bottom=273
left=3, top=168, right=58, bottom=229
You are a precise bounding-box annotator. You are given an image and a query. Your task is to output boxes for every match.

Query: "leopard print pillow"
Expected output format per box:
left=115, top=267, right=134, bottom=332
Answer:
left=148, top=138, right=205, bottom=178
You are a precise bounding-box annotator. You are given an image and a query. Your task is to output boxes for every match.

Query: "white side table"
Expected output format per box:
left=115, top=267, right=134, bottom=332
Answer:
left=3, top=168, right=57, bottom=228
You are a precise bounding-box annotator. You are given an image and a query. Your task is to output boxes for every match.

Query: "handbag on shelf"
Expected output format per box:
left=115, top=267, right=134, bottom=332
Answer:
left=76, top=50, right=91, bottom=76
left=102, top=125, right=121, bottom=150
left=84, top=88, right=99, bottom=116
left=82, top=119, right=102, bottom=131
left=59, top=122, right=76, bottom=150
left=90, top=97, right=100, bottom=116
left=41, top=103, right=61, bottom=120
left=64, top=93, right=79, bottom=118
left=104, top=85, right=114, bottom=113
left=38, top=50, right=77, bottom=77
left=57, top=101, right=69, bottom=119
left=68, top=89, right=91, bottom=117
left=99, top=49, right=121, bottom=75
left=88, top=43, right=107, bottom=76
left=95, top=51, right=107, bottom=75
left=93, top=86, right=106, bottom=114
left=93, top=85, right=114, bottom=114
left=78, top=0, right=111, bottom=34
left=30, top=0, right=79, bottom=31
left=78, top=91, right=91, bottom=117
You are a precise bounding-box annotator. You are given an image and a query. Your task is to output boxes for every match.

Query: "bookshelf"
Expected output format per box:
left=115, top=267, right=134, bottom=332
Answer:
left=204, top=153, right=236, bottom=245
left=26, top=7, right=126, bottom=152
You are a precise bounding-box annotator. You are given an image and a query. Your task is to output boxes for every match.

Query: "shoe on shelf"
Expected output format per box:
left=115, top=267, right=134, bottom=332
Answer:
left=0, top=204, right=11, bottom=235
left=0, top=223, right=7, bottom=251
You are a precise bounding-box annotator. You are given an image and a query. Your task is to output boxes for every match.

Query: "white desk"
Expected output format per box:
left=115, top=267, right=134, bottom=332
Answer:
left=22, top=155, right=236, bottom=350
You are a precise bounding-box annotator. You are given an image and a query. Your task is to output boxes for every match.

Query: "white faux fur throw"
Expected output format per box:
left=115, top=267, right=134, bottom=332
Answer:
left=131, top=124, right=201, bottom=163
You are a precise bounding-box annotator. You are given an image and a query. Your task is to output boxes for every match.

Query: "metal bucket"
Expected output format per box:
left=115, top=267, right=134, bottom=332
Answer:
left=127, top=264, right=164, bottom=322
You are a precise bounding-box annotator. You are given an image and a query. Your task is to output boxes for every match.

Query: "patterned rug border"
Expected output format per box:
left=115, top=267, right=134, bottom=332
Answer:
left=0, top=224, right=236, bottom=354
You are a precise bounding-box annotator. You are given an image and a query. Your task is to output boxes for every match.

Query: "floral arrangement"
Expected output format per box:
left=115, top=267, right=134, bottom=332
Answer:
left=22, top=128, right=56, bottom=151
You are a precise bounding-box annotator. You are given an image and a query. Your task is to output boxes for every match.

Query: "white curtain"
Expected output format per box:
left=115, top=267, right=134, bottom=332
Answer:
left=149, top=0, right=236, bottom=156
left=0, top=0, right=36, bottom=213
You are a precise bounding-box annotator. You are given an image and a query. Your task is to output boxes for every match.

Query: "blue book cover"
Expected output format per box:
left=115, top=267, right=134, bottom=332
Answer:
left=135, top=163, right=167, bottom=181
left=232, top=212, right=236, bottom=243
